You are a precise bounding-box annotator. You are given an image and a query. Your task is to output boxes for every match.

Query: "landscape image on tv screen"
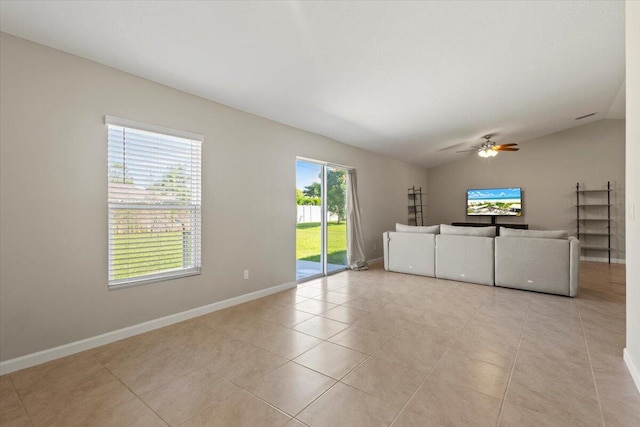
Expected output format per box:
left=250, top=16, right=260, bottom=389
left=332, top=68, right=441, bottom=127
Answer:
left=467, top=187, right=522, bottom=216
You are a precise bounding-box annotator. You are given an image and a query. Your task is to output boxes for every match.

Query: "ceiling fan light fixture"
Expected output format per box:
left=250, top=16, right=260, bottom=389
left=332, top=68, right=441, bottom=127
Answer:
left=478, top=147, right=498, bottom=158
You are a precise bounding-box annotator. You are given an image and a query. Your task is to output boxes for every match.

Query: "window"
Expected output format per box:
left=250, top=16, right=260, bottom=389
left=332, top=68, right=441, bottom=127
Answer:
left=106, top=116, right=202, bottom=288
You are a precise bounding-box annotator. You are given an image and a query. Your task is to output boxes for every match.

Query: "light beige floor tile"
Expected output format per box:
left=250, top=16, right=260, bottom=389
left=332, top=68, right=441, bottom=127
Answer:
left=600, top=395, right=640, bottom=427
left=297, top=383, right=398, bottom=427
left=181, top=332, right=247, bottom=368
left=23, top=369, right=134, bottom=427
left=583, top=324, right=626, bottom=348
left=482, top=292, right=532, bottom=310
left=391, top=409, right=444, bottom=427
left=251, top=327, right=323, bottom=359
left=392, top=292, right=441, bottom=311
left=378, top=303, right=425, bottom=322
left=0, top=376, right=23, bottom=415
left=529, top=295, right=580, bottom=318
left=312, top=291, right=354, bottom=305
left=262, top=309, right=317, bottom=327
left=78, top=398, right=167, bottom=427
left=0, top=407, right=32, bottom=427
left=457, top=319, right=522, bottom=349
left=292, top=316, right=350, bottom=340
left=320, top=305, right=367, bottom=324
left=328, top=284, right=367, bottom=299
left=206, top=342, right=287, bottom=389
left=10, top=353, right=105, bottom=401
left=512, top=350, right=596, bottom=395
left=472, top=307, right=527, bottom=327
left=196, top=307, right=259, bottom=332
left=430, top=348, right=510, bottom=399
left=498, top=402, right=585, bottom=427
left=294, top=299, right=338, bottom=315
left=413, top=309, right=469, bottom=334
left=394, top=321, right=457, bottom=344
left=506, top=370, right=602, bottom=427
left=406, top=378, right=501, bottom=427
left=592, top=363, right=640, bottom=400
left=429, top=299, right=481, bottom=319
left=226, top=320, right=285, bottom=344
left=518, top=331, right=589, bottom=363
left=328, top=326, right=394, bottom=354
left=449, top=336, right=516, bottom=368
left=351, top=313, right=410, bottom=336
left=107, top=349, right=200, bottom=395
left=141, top=365, right=238, bottom=426
left=294, top=341, right=367, bottom=380
left=180, top=390, right=291, bottom=427
left=293, top=287, right=324, bottom=299
left=374, top=335, right=449, bottom=373
left=248, top=362, right=335, bottom=416
left=342, top=357, right=426, bottom=411
left=260, top=291, right=309, bottom=308
left=342, top=296, right=388, bottom=312
left=524, top=310, right=585, bottom=339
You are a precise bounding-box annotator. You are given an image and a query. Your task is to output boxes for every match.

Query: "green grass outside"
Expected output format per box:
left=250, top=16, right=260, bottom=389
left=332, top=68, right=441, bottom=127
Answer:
left=112, top=231, right=190, bottom=280
left=296, top=221, right=347, bottom=265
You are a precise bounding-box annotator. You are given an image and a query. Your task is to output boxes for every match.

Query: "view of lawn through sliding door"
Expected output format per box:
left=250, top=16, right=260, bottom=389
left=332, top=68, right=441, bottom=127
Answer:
left=296, top=159, right=348, bottom=280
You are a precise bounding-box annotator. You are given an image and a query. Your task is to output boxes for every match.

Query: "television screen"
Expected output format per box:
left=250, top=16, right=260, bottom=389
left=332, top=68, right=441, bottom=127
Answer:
left=467, top=187, right=522, bottom=216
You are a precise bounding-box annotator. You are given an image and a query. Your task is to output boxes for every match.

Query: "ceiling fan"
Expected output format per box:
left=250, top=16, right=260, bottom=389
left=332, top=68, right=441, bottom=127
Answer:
left=457, top=134, right=519, bottom=158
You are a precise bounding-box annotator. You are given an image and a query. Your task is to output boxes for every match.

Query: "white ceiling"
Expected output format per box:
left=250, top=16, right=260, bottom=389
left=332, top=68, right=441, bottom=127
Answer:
left=0, top=1, right=625, bottom=168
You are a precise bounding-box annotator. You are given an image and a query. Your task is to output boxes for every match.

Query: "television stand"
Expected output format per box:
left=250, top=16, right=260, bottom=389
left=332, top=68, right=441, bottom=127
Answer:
left=451, top=221, right=528, bottom=236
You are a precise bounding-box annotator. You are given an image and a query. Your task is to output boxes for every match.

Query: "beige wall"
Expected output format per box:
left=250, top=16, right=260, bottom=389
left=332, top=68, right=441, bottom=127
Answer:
left=625, top=0, right=640, bottom=390
left=427, top=120, right=626, bottom=261
left=0, top=34, right=427, bottom=361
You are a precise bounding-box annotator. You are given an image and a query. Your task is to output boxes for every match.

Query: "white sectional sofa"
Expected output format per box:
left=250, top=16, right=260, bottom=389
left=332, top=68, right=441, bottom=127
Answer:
left=383, top=223, right=580, bottom=297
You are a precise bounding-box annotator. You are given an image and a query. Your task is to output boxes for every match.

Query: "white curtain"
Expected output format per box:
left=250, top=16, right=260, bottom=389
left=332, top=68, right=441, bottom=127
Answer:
left=346, top=169, right=368, bottom=270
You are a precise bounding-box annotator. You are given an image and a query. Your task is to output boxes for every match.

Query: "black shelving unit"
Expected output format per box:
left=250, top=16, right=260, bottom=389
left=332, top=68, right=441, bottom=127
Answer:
left=408, top=186, right=425, bottom=226
left=576, top=181, right=612, bottom=263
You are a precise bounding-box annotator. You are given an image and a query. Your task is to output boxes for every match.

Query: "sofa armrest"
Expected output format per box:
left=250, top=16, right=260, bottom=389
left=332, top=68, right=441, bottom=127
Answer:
left=569, top=236, right=580, bottom=297
left=383, top=231, right=391, bottom=271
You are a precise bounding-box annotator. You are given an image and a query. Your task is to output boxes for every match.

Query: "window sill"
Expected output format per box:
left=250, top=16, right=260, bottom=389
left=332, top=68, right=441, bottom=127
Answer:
left=108, top=268, right=201, bottom=290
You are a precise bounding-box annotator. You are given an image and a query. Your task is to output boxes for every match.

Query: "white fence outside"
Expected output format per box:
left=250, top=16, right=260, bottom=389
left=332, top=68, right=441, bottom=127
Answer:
left=297, top=205, right=339, bottom=223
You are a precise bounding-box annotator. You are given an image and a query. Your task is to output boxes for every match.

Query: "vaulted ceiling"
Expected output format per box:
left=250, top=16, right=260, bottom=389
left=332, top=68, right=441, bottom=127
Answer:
left=0, top=1, right=625, bottom=168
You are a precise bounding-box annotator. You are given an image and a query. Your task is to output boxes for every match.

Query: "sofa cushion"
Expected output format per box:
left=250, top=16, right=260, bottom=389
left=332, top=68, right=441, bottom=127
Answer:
left=396, top=223, right=440, bottom=234
left=495, top=236, right=570, bottom=295
left=385, top=231, right=436, bottom=277
left=440, top=224, right=496, bottom=237
left=500, top=228, right=568, bottom=239
left=435, top=234, right=495, bottom=286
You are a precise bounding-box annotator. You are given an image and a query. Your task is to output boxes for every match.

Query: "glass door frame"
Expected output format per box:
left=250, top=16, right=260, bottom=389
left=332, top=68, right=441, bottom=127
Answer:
left=296, top=157, right=351, bottom=282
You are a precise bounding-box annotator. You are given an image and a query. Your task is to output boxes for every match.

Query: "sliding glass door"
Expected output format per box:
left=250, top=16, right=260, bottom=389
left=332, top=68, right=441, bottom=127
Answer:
left=296, top=159, right=348, bottom=280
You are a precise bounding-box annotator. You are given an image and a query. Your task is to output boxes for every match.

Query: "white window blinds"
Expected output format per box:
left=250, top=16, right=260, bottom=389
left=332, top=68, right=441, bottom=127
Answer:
left=106, top=117, right=202, bottom=287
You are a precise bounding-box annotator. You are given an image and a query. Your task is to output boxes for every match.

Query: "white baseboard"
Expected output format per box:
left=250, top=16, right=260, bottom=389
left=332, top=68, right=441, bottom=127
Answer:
left=580, top=256, right=625, bottom=264
left=0, top=280, right=296, bottom=375
left=624, top=348, right=640, bottom=394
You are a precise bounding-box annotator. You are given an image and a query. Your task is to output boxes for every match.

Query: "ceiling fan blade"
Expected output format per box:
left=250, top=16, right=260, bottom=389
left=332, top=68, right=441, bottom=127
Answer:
left=495, top=147, right=519, bottom=151
left=456, top=149, right=479, bottom=153
left=494, top=143, right=518, bottom=148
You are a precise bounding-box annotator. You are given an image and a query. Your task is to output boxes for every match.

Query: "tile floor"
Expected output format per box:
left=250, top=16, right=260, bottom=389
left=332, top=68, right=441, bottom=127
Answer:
left=1, top=261, right=638, bottom=426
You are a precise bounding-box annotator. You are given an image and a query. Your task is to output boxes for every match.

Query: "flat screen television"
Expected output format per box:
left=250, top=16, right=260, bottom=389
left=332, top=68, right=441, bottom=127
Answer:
left=467, top=187, right=522, bottom=216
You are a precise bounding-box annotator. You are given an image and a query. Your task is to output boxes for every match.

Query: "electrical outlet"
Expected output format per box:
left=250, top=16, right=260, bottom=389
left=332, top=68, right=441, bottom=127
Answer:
left=243, top=269, right=249, bottom=280
left=373, top=243, right=377, bottom=250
